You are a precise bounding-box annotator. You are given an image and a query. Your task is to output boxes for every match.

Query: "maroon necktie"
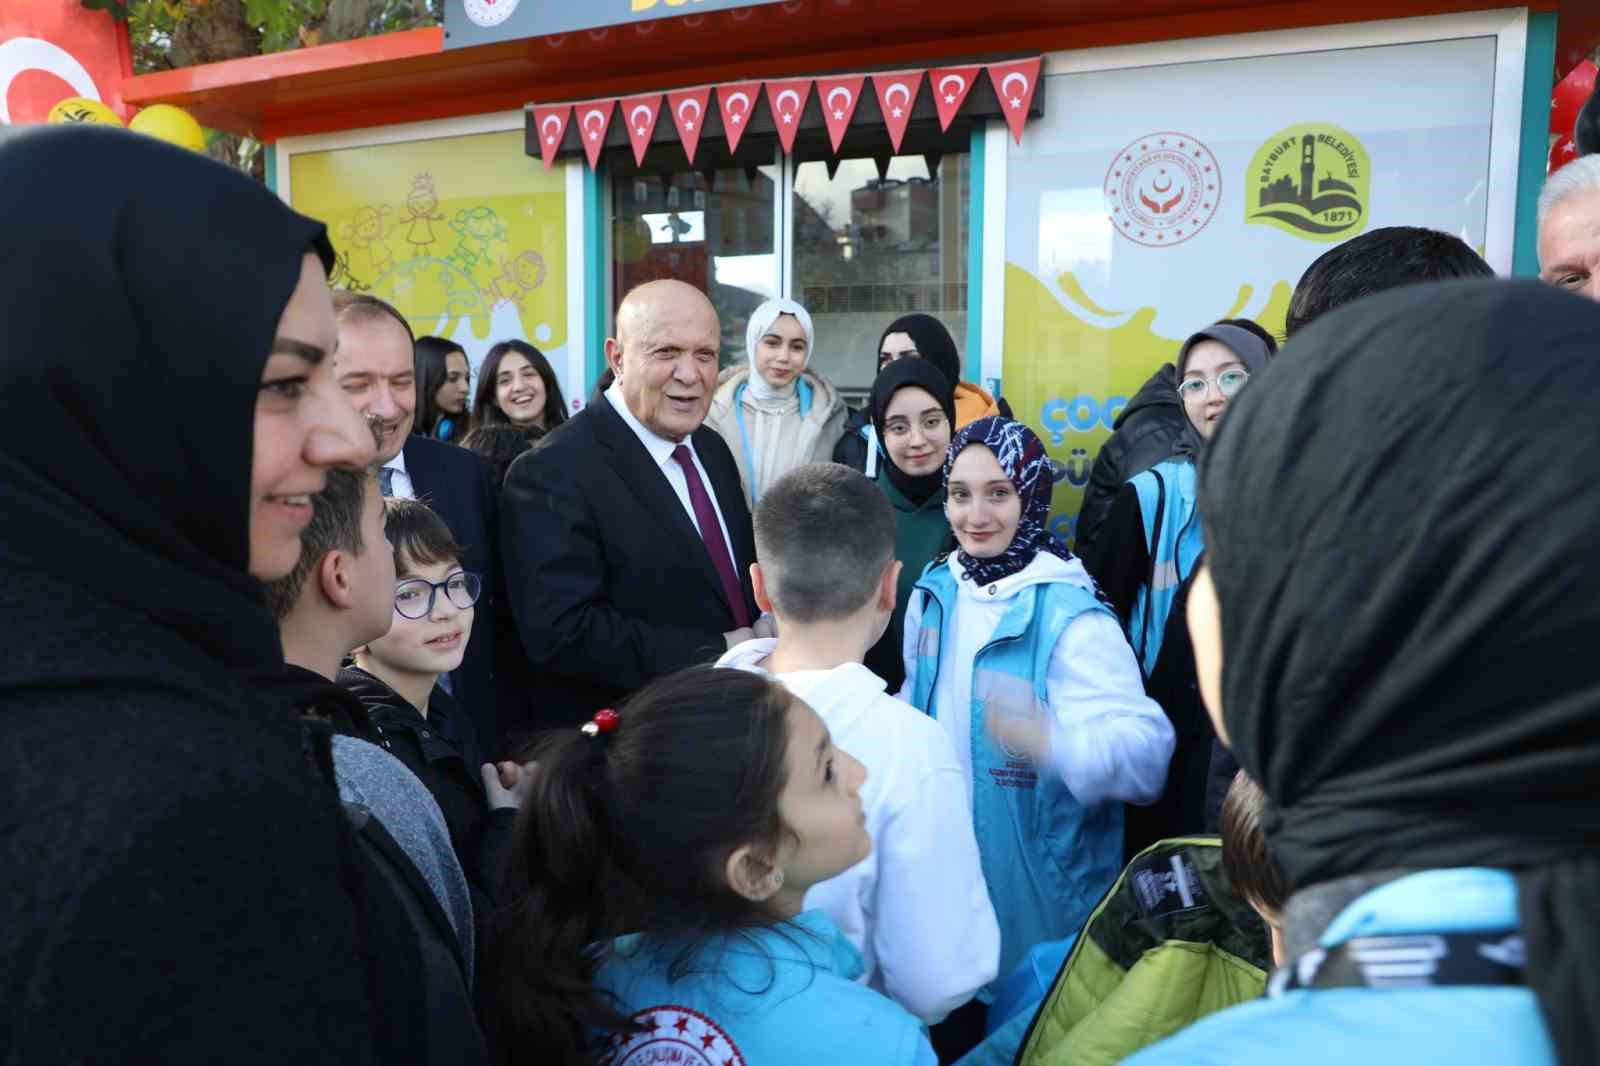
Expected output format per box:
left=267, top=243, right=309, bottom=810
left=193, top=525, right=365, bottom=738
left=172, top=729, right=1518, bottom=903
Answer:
left=671, top=444, right=750, bottom=628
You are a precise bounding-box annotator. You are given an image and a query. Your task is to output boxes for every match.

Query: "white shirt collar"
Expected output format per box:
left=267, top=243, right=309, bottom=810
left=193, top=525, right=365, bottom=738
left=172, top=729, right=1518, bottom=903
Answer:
left=383, top=445, right=409, bottom=475
left=606, top=380, right=692, bottom=468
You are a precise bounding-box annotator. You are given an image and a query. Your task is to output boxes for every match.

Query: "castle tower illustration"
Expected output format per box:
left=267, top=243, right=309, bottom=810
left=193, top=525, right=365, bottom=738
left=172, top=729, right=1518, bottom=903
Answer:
left=1299, top=135, right=1315, bottom=203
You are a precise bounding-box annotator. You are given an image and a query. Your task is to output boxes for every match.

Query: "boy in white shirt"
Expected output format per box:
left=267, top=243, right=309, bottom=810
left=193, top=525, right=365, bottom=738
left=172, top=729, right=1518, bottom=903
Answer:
left=717, top=462, right=1000, bottom=1026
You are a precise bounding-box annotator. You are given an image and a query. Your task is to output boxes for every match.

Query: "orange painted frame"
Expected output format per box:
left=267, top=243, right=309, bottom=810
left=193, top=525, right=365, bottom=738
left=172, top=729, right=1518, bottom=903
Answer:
left=121, top=0, right=1559, bottom=140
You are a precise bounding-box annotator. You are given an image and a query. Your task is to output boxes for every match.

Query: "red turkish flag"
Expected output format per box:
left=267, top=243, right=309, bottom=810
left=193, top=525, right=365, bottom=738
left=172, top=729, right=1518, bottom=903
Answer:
left=575, top=99, right=615, bottom=169
left=871, top=71, right=923, bottom=153
left=666, top=85, right=712, bottom=166
left=928, top=64, right=982, bottom=132
left=717, top=80, right=761, bottom=154
left=764, top=78, right=812, bottom=154
left=531, top=104, right=571, bottom=170
left=620, top=92, right=663, bottom=166
left=987, top=57, right=1042, bottom=145
left=0, top=0, right=131, bottom=124
left=814, top=75, right=865, bottom=154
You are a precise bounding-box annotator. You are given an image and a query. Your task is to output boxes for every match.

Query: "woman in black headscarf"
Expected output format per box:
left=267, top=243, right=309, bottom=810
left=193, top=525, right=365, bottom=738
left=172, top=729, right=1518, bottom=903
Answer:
left=861, top=358, right=957, bottom=690
left=1129, top=279, right=1600, bottom=1066
left=0, top=125, right=386, bottom=1063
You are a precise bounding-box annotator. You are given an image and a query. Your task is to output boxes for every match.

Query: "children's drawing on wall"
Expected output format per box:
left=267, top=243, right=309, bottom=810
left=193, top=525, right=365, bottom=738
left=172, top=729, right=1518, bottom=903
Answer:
left=402, top=174, right=445, bottom=258
left=486, top=250, right=547, bottom=310
left=339, top=204, right=396, bottom=284
left=447, top=206, right=508, bottom=274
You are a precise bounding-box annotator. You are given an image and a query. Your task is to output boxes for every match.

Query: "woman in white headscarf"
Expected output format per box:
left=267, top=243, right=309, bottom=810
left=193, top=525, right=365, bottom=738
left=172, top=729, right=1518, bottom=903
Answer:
left=706, top=297, right=848, bottom=507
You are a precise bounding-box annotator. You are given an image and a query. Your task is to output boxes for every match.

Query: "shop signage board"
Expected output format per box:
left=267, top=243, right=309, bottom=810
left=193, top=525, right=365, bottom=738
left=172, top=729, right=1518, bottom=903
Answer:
left=999, top=34, right=1500, bottom=544
left=447, top=0, right=787, bottom=51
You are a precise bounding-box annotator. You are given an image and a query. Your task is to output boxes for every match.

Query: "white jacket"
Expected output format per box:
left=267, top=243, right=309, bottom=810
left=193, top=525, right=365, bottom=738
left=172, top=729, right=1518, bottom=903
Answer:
left=717, top=640, right=1000, bottom=1024
left=704, top=366, right=848, bottom=508
left=899, top=552, right=1174, bottom=808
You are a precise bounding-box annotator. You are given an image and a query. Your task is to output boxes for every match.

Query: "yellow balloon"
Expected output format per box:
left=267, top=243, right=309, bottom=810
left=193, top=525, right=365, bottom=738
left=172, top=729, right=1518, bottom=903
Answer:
left=129, top=105, right=206, bottom=153
left=47, top=97, right=123, bottom=127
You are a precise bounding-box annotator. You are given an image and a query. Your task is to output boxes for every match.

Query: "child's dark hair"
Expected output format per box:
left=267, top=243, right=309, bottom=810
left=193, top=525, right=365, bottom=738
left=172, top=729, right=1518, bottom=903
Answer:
left=461, top=422, right=537, bottom=487
left=262, top=467, right=372, bottom=619
left=1220, top=770, right=1288, bottom=917
left=755, top=463, right=896, bottom=623
left=484, top=666, right=797, bottom=1064
left=381, top=497, right=463, bottom=577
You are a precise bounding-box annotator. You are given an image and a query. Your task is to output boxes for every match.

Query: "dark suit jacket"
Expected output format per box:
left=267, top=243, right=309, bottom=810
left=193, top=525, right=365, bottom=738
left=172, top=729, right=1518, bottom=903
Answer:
left=402, top=435, right=503, bottom=757
left=501, top=394, right=758, bottom=730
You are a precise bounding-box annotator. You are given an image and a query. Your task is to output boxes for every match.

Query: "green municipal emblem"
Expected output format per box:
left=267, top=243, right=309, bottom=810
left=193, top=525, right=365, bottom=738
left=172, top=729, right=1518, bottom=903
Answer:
left=1246, top=123, right=1370, bottom=242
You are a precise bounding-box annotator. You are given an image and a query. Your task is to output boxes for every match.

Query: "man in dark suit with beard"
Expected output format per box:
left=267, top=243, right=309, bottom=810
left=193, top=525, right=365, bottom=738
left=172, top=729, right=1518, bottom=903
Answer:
left=501, top=280, right=765, bottom=733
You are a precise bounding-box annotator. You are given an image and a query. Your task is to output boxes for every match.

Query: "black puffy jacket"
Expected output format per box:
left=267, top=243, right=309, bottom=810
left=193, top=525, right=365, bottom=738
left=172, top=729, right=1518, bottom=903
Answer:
left=1073, top=364, right=1186, bottom=555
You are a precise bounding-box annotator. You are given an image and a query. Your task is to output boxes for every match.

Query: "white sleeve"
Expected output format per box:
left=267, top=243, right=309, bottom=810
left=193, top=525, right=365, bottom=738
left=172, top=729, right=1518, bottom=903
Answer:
left=895, top=589, right=925, bottom=704
left=1043, top=610, right=1175, bottom=807
left=870, top=723, right=1001, bottom=1024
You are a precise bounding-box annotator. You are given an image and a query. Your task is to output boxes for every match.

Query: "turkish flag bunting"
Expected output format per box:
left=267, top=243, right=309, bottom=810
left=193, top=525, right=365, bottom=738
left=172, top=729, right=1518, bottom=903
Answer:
left=666, top=86, right=713, bottom=166
left=717, top=81, right=762, bottom=154
left=764, top=78, right=813, bottom=154
left=927, top=64, right=982, bottom=132
left=987, top=57, right=1042, bottom=145
left=871, top=71, right=924, bottom=153
left=575, top=99, right=615, bottom=169
left=814, top=75, right=866, bottom=154
left=531, top=105, right=571, bottom=170
left=620, top=92, right=664, bottom=166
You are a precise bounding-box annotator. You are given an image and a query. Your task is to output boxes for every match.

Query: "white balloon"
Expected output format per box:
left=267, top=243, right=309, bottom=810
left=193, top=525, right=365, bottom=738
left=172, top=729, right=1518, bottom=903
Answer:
left=0, top=37, right=100, bottom=125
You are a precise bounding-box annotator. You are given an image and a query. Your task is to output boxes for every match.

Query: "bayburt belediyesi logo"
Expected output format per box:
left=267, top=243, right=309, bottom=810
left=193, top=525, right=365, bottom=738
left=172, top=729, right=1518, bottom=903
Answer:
left=1246, top=123, right=1370, bottom=242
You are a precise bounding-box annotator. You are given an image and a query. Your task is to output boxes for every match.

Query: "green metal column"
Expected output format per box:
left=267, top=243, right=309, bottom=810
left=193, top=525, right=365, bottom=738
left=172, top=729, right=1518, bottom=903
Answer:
left=965, top=123, right=986, bottom=382
left=584, top=162, right=608, bottom=393
left=1512, top=11, right=1559, bottom=277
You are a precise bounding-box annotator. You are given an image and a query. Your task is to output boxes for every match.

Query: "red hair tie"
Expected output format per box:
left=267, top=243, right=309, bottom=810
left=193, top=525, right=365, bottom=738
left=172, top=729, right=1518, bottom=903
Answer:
left=581, top=708, right=620, bottom=738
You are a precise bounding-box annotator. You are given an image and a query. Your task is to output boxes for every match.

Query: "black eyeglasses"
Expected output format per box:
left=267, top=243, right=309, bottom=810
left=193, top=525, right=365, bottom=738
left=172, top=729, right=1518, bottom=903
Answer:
left=393, top=570, right=482, bottom=620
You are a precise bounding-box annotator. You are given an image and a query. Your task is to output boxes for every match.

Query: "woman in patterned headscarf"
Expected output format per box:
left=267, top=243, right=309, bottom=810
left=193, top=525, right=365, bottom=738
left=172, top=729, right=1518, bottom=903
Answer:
left=897, top=416, right=1174, bottom=988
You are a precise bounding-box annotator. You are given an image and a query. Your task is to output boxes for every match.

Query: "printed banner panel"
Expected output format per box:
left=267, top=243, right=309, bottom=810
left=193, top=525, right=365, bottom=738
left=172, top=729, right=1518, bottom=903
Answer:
left=447, top=0, right=785, bottom=51
left=1002, top=36, right=1497, bottom=544
left=290, top=130, right=573, bottom=412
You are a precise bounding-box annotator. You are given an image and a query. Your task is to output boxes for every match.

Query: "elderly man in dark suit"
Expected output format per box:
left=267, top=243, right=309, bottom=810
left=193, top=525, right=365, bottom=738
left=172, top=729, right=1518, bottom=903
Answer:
left=331, top=292, right=505, bottom=756
left=502, top=280, right=766, bottom=731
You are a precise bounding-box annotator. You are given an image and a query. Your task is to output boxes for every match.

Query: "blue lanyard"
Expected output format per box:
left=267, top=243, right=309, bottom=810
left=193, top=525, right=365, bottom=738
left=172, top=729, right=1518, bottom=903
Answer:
left=733, top=377, right=812, bottom=504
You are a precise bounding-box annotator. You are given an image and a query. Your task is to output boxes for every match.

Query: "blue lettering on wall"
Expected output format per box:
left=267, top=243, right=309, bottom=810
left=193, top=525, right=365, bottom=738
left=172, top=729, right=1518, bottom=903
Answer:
left=1037, top=395, right=1130, bottom=445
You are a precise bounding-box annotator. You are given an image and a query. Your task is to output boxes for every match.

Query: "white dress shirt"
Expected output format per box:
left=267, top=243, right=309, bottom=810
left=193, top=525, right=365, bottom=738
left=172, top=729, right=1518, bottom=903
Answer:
left=381, top=447, right=415, bottom=501
left=605, top=382, right=737, bottom=567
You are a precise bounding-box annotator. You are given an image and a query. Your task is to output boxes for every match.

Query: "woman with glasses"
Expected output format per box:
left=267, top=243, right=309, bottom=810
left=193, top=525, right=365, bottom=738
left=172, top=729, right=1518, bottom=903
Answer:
left=1080, top=319, right=1274, bottom=854
left=862, top=358, right=960, bottom=693
left=341, top=497, right=525, bottom=937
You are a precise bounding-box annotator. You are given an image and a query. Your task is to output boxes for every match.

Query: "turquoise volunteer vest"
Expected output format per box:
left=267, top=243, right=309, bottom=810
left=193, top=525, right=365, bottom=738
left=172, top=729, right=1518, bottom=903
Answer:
left=907, top=564, right=1124, bottom=982
left=1126, top=460, right=1204, bottom=677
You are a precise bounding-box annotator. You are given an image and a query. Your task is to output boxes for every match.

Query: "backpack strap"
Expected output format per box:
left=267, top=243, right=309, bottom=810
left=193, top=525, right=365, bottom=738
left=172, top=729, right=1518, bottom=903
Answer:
left=1269, top=930, right=1525, bottom=995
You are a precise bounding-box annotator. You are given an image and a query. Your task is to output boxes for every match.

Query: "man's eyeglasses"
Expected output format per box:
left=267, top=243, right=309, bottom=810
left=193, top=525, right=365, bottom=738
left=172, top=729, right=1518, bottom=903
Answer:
left=1177, top=368, right=1250, bottom=402
left=393, top=570, right=482, bottom=620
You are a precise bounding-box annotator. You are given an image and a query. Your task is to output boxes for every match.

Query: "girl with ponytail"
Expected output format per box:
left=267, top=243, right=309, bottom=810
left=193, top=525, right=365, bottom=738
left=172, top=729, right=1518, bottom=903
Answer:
left=484, top=667, right=935, bottom=1066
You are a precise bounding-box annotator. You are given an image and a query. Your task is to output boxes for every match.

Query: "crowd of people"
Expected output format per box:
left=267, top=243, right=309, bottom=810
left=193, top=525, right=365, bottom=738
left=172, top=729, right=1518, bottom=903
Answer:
left=6, top=122, right=1600, bottom=1066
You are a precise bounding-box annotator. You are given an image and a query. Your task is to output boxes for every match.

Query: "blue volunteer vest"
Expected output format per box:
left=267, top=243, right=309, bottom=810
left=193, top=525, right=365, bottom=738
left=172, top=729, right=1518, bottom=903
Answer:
left=1126, top=460, right=1204, bottom=677
left=907, top=564, right=1124, bottom=981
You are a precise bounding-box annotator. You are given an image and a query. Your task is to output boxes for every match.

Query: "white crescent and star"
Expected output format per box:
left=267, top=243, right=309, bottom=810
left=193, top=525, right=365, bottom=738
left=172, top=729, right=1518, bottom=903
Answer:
left=582, top=107, right=606, bottom=141
left=1001, top=71, right=1029, bottom=109
left=826, top=86, right=852, bottom=121
left=884, top=81, right=910, bottom=119
left=776, top=87, right=801, bottom=123
left=938, top=73, right=965, bottom=104
left=725, top=90, right=750, bottom=125
left=630, top=104, right=653, bottom=136
left=540, top=113, right=561, bottom=146
left=677, top=97, right=701, bottom=132
left=0, top=37, right=101, bottom=125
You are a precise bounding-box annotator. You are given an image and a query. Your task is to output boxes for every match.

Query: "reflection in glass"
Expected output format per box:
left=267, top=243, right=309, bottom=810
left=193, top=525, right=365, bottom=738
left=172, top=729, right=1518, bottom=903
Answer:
left=792, top=154, right=970, bottom=399
left=612, top=163, right=778, bottom=367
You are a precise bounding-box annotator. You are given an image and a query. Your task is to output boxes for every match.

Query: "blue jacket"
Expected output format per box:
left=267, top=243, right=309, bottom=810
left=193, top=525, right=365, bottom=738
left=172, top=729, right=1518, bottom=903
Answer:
left=1127, top=459, right=1203, bottom=676
left=1124, top=868, right=1556, bottom=1065
left=593, top=909, right=935, bottom=1066
left=907, top=563, right=1123, bottom=982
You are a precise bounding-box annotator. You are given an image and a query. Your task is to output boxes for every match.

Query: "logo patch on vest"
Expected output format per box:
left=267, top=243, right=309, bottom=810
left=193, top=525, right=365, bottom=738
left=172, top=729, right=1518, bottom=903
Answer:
left=1128, top=850, right=1210, bottom=918
left=600, top=1005, right=746, bottom=1066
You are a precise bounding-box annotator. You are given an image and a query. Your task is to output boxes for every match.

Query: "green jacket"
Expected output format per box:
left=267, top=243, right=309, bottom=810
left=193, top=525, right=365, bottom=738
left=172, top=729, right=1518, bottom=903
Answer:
left=960, top=838, right=1271, bottom=1066
left=864, top=470, right=949, bottom=692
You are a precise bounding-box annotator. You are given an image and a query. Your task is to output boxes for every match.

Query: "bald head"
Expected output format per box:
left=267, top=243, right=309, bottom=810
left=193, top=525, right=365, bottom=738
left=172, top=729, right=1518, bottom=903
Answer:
left=1538, top=156, right=1600, bottom=303
left=605, top=280, right=722, bottom=441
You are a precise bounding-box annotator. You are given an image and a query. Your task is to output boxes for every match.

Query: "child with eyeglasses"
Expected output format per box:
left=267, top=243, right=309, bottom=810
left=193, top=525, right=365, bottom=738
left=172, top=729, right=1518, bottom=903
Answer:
left=341, top=497, right=535, bottom=934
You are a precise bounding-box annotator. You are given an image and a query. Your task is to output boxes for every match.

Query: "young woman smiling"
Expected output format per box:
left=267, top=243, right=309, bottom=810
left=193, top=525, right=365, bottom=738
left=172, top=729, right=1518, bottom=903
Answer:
left=471, top=339, right=568, bottom=440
